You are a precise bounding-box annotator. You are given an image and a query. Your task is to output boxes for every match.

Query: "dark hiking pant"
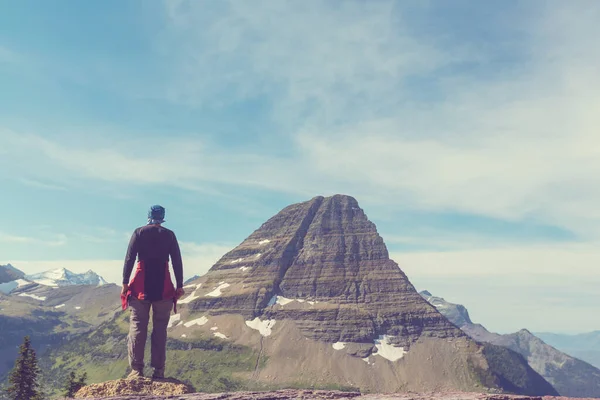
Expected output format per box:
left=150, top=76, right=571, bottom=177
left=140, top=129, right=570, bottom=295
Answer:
left=127, top=297, right=173, bottom=372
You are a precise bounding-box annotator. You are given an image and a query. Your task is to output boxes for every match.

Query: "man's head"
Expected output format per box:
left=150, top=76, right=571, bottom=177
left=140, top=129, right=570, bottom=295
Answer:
left=148, top=205, right=166, bottom=225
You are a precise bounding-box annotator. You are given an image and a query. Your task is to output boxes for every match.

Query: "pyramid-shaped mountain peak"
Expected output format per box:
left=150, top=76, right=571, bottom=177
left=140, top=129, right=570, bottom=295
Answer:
left=188, top=195, right=461, bottom=345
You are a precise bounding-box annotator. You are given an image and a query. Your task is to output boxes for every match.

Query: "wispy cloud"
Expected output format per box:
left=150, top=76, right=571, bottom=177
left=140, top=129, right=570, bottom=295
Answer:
left=0, top=45, right=18, bottom=64
left=17, top=178, right=67, bottom=191
left=0, top=232, right=67, bottom=247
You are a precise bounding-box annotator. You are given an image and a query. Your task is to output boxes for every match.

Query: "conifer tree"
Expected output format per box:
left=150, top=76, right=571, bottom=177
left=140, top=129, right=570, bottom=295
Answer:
left=63, top=371, right=87, bottom=398
left=5, top=336, right=42, bottom=400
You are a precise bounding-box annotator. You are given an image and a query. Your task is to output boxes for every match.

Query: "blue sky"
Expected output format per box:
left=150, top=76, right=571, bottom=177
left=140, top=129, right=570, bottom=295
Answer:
left=1, top=0, right=599, bottom=333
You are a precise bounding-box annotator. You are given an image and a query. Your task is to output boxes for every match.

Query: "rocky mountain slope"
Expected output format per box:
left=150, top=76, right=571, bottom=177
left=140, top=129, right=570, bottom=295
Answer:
left=536, top=331, right=600, bottom=370
left=71, top=391, right=600, bottom=400
left=0, top=264, right=25, bottom=284
left=421, top=291, right=600, bottom=398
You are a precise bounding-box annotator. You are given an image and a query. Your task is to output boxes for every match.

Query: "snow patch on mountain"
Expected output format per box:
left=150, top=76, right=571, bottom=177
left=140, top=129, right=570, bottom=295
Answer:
left=245, top=317, right=276, bottom=337
left=18, top=293, right=47, bottom=301
left=205, top=282, right=230, bottom=297
left=184, top=316, right=208, bottom=327
left=374, top=335, right=407, bottom=362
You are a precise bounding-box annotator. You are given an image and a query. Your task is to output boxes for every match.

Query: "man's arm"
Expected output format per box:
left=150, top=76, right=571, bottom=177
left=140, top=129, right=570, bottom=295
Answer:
left=123, top=230, right=138, bottom=286
left=170, top=232, right=184, bottom=289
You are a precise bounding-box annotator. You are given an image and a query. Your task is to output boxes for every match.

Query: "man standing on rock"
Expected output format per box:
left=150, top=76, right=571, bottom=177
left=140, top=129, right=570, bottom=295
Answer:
left=122, top=205, right=185, bottom=379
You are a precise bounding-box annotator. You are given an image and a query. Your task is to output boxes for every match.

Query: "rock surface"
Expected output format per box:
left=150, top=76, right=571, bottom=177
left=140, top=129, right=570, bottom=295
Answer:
left=72, top=388, right=597, bottom=400
left=74, top=377, right=193, bottom=398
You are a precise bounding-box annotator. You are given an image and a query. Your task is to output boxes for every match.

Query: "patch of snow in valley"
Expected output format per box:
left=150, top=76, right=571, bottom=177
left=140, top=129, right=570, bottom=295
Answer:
left=54, top=304, right=66, bottom=309
left=373, top=335, right=406, bottom=362
left=18, top=293, right=47, bottom=301
left=205, top=283, right=230, bottom=297
left=245, top=317, right=276, bottom=337
left=184, top=316, right=208, bottom=327
left=258, top=239, right=271, bottom=245
left=168, top=314, right=181, bottom=328
left=239, top=266, right=250, bottom=272
left=332, top=342, right=346, bottom=350
left=213, top=332, right=228, bottom=339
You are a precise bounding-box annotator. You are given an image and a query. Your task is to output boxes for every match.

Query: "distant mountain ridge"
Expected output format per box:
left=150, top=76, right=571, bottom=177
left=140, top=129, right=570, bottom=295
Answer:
left=0, top=264, right=25, bottom=284
left=0, top=266, right=109, bottom=295
left=536, top=331, right=600, bottom=370
left=25, top=268, right=108, bottom=288
left=420, top=291, right=600, bottom=398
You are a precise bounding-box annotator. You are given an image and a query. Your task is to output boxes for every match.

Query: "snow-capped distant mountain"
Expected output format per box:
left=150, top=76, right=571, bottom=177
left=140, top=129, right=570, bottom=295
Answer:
left=25, top=268, right=108, bottom=288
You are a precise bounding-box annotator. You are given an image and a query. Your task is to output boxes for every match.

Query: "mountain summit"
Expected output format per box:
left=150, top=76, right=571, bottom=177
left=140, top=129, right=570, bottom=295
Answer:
left=178, top=195, right=556, bottom=394
left=0, top=263, right=25, bottom=284
left=25, top=268, right=108, bottom=287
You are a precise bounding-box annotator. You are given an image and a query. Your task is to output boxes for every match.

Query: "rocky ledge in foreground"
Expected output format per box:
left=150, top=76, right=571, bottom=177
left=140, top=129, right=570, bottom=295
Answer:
left=74, top=377, right=193, bottom=398
left=73, top=380, right=597, bottom=400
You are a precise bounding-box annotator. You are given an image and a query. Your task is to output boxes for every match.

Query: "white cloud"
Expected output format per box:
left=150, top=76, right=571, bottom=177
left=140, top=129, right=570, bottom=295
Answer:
left=161, top=1, right=457, bottom=126
left=2, top=2, right=600, bottom=241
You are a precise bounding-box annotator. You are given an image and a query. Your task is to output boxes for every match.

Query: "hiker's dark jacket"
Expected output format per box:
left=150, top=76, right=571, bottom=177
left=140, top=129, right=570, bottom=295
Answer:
left=122, top=224, right=183, bottom=305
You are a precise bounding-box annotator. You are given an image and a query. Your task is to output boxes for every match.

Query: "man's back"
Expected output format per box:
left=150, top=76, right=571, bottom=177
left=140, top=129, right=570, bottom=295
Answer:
left=123, top=224, right=183, bottom=302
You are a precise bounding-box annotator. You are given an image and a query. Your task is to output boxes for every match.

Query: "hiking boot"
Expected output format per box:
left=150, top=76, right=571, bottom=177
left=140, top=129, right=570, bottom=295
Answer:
left=127, top=369, right=144, bottom=379
left=151, top=368, right=165, bottom=379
